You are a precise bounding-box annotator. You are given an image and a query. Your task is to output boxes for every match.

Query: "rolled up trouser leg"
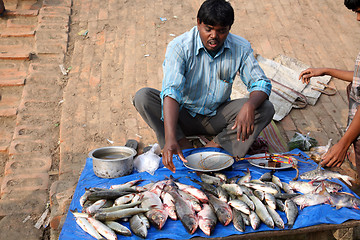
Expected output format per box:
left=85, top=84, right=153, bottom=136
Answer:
left=210, top=99, right=275, bottom=157
left=132, top=87, right=186, bottom=148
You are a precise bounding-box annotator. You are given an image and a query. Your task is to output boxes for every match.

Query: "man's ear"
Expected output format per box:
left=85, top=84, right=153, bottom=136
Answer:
left=197, top=18, right=201, bottom=26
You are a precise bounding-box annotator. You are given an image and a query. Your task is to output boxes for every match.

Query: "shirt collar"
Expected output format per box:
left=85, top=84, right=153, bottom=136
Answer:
left=195, top=28, right=231, bottom=57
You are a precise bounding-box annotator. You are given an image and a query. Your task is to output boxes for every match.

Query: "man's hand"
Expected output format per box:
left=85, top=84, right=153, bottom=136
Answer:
left=162, top=138, right=187, bottom=173
left=231, top=101, right=255, bottom=142
left=299, top=68, right=327, bottom=84
left=321, top=142, right=348, bottom=168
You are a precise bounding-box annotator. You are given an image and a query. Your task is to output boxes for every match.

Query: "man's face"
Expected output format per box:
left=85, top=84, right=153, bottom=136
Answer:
left=197, top=19, right=230, bottom=52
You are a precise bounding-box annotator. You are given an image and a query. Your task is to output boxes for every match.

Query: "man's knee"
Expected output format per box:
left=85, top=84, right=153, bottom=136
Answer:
left=133, top=87, right=157, bottom=109
left=259, top=100, right=275, bottom=120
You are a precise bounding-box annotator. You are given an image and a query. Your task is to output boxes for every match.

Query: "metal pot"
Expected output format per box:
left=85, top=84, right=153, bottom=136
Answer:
left=89, top=146, right=137, bottom=178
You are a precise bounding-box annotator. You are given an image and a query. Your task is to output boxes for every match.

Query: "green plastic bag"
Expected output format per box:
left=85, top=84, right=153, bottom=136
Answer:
left=288, top=132, right=318, bottom=151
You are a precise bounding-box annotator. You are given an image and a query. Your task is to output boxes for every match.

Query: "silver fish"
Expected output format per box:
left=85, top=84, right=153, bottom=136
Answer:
left=198, top=172, right=223, bottom=186
left=114, top=193, right=137, bottom=205
left=254, top=190, right=265, bottom=201
left=249, top=210, right=260, bottom=230
left=161, top=191, right=177, bottom=220
left=88, top=217, right=117, bottom=240
left=105, top=220, right=132, bottom=236
left=175, top=181, right=208, bottom=203
left=329, top=192, right=360, bottom=209
left=228, top=199, right=250, bottom=215
left=75, top=217, right=105, bottom=240
left=206, top=193, right=233, bottom=226
left=272, top=175, right=283, bottom=189
left=232, top=208, right=245, bottom=232
left=237, top=168, right=251, bottom=184
left=94, top=207, right=149, bottom=221
left=129, top=214, right=147, bottom=238
left=276, top=199, right=285, bottom=212
left=284, top=199, right=298, bottom=229
left=281, top=182, right=295, bottom=194
left=179, top=190, right=202, bottom=212
left=215, top=185, right=229, bottom=202
left=97, top=201, right=141, bottom=213
left=313, top=180, right=343, bottom=193
left=291, top=185, right=330, bottom=210
left=264, top=192, right=276, bottom=210
left=289, top=181, right=318, bottom=194
left=241, top=182, right=279, bottom=195
left=240, top=211, right=250, bottom=226
left=237, top=193, right=255, bottom=211
left=140, top=191, right=168, bottom=230
left=248, top=194, right=274, bottom=228
left=165, top=184, right=199, bottom=234
left=197, top=204, right=217, bottom=236
left=265, top=205, right=285, bottom=229
left=300, top=164, right=354, bottom=186
left=221, top=183, right=243, bottom=196
left=214, top=172, right=228, bottom=182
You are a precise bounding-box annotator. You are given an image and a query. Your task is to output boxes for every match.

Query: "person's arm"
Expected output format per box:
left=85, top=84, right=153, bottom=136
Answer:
left=162, top=96, right=187, bottom=173
left=299, top=68, right=353, bottom=84
left=321, top=105, right=360, bottom=167
left=232, top=91, right=268, bottom=141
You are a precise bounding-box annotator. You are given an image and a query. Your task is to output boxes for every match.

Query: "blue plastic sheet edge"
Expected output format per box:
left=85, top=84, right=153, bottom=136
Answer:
left=59, top=148, right=360, bottom=240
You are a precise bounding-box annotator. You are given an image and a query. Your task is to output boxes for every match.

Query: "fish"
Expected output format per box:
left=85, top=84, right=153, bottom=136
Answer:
left=85, top=199, right=107, bottom=214
left=249, top=210, right=260, bottom=230
left=274, top=192, right=300, bottom=200
left=265, top=205, right=285, bottom=229
left=197, top=172, right=223, bottom=186
left=272, top=175, right=283, bottom=189
left=215, top=185, right=229, bottom=202
left=88, top=217, right=118, bottom=240
left=94, top=207, right=149, bottom=221
left=179, top=190, right=202, bottom=212
left=248, top=194, right=274, bottom=228
left=105, top=221, right=132, bottom=236
left=240, top=211, right=250, bottom=226
left=289, top=181, right=317, bottom=194
left=264, top=192, right=276, bottom=210
left=214, top=172, right=227, bottom=182
left=259, top=171, right=273, bottom=182
left=228, top=199, right=250, bottom=215
left=237, top=168, right=251, bottom=184
left=228, top=175, right=242, bottom=184
left=161, top=191, right=177, bottom=220
left=140, top=191, right=168, bottom=230
left=241, top=182, right=279, bottom=195
left=87, top=190, right=136, bottom=201
left=221, top=183, right=243, bottom=196
left=197, top=204, right=217, bottom=236
left=129, top=214, right=147, bottom=238
left=281, top=182, right=295, bottom=194
left=164, top=183, right=198, bottom=234
left=97, top=201, right=142, bottom=213
left=329, top=192, right=360, bottom=209
left=206, top=193, right=233, bottom=226
left=237, top=193, right=255, bottom=211
left=175, top=181, right=208, bottom=203
left=284, top=199, right=298, bottom=228
left=312, top=180, right=343, bottom=193
left=232, top=208, right=245, bottom=232
left=253, top=190, right=265, bottom=201
left=300, top=163, right=354, bottom=186
left=291, top=184, right=331, bottom=210
left=276, top=199, right=286, bottom=212
left=80, top=189, right=92, bottom=207
left=190, top=178, right=218, bottom=197
left=110, top=179, right=144, bottom=189
left=114, top=193, right=137, bottom=205
left=75, top=217, right=105, bottom=240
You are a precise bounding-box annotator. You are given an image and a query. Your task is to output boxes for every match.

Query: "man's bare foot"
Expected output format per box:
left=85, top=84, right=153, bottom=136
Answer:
left=205, top=140, right=221, bottom=148
left=178, top=137, right=193, bottom=150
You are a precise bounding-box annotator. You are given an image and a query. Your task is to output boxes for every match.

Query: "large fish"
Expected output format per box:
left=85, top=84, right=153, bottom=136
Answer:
left=175, top=181, right=208, bottom=203
left=265, top=205, right=285, bottom=229
left=232, top=208, right=245, bottom=232
left=88, top=217, right=118, bottom=240
left=206, top=193, right=233, bottom=226
left=300, top=163, right=354, bottom=186
left=197, top=204, right=217, bottom=236
left=329, top=192, right=360, bottom=210
left=284, top=199, right=298, bottom=229
left=129, top=214, right=147, bottom=238
left=140, top=191, right=168, bottom=230
left=291, top=184, right=331, bottom=210
left=75, top=217, right=105, bottom=240
left=248, top=194, right=274, bottom=228
left=105, top=221, right=132, bottom=236
left=164, top=184, right=199, bottom=234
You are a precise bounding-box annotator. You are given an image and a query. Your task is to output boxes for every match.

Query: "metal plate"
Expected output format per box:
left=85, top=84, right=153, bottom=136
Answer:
left=184, top=151, right=234, bottom=172
left=247, top=153, right=297, bottom=170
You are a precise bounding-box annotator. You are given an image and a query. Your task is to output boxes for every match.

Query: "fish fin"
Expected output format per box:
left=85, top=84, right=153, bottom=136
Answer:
left=316, top=162, right=322, bottom=170
left=336, top=192, right=355, bottom=197
left=353, top=203, right=360, bottom=210
left=340, top=176, right=354, bottom=186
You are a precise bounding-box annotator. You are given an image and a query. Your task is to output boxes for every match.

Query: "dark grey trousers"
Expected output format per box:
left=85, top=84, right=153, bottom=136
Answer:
left=133, top=87, right=275, bottom=157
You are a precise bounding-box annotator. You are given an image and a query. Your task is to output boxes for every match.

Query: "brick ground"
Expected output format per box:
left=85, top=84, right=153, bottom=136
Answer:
left=0, top=0, right=359, bottom=239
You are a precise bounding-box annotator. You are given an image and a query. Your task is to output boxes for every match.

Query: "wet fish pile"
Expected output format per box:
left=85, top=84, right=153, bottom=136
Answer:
left=72, top=165, right=359, bottom=239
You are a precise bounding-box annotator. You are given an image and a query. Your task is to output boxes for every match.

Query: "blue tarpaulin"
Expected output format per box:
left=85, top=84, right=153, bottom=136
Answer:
left=59, top=148, right=360, bottom=239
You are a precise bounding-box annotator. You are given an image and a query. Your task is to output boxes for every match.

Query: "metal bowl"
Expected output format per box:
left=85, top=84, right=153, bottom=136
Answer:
left=89, top=146, right=137, bottom=178
left=184, top=151, right=234, bottom=172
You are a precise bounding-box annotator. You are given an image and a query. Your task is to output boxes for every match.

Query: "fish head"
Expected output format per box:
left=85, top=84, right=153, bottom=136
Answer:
left=149, top=209, right=168, bottom=230
left=199, top=220, right=214, bottom=236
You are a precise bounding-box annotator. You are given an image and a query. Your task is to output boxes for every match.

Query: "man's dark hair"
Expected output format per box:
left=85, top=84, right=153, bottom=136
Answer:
left=197, top=0, right=234, bottom=27
left=344, top=0, right=360, bottom=10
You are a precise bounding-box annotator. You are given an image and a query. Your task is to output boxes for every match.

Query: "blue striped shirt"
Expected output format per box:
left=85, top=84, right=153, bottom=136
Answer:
left=160, top=26, right=271, bottom=117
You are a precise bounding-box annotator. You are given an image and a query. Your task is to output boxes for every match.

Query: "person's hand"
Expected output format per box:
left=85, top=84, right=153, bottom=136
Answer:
left=162, top=138, right=187, bottom=173
left=321, top=142, right=349, bottom=168
left=299, top=68, right=326, bottom=84
left=231, top=102, right=255, bottom=142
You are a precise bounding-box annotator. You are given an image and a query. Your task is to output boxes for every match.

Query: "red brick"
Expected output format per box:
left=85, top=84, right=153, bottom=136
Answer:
left=0, top=52, right=30, bottom=60
left=0, top=29, right=35, bottom=37
left=40, top=6, right=71, bottom=15
left=0, top=144, right=8, bottom=153
left=0, top=79, right=25, bottom=86
left=4, top=157, right=52, bottom=175
left=38, top=15, right=69, bottom=24
left=5, top=9, right=39, bottom=16
left=0, top=108, right=17, bottom=117
left=6, top=19, right=36, bottom=29
left=50, top=215, right=62, bottom=229
left=36, top=43, right=66, bottom=54
left=43, top=0, right=72, bottom=8
left=1, top=173, right=49, bottom=193
left=8, top=139, right=52, bottom=156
